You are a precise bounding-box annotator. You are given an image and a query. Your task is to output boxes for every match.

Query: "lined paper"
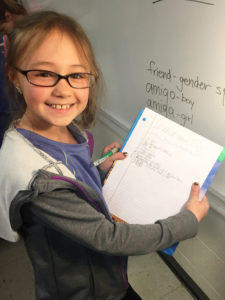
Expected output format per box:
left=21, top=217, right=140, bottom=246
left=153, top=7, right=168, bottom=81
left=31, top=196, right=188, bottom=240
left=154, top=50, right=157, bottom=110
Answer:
left=103, top=108, right=224, bottom=224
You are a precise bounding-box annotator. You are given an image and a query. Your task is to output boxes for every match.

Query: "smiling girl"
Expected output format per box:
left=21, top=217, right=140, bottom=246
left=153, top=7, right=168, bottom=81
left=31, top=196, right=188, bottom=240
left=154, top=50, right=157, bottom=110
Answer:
left=0, top=11, right=209, bottom=300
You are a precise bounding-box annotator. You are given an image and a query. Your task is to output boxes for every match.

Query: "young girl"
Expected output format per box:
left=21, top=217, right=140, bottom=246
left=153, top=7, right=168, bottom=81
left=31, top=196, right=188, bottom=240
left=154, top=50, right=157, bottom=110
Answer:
left=0, top=11, right=209, bottom=300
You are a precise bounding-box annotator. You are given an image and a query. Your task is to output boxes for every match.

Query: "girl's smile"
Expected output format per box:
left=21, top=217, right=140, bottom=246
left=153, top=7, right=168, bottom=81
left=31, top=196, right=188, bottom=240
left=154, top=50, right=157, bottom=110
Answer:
left=46, top=103, right=74, bottom=110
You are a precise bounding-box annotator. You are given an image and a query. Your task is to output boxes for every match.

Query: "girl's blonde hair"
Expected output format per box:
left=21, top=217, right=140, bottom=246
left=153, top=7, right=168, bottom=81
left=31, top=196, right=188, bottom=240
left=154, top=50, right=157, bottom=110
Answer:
left=7, top=10, right=103, bottom=128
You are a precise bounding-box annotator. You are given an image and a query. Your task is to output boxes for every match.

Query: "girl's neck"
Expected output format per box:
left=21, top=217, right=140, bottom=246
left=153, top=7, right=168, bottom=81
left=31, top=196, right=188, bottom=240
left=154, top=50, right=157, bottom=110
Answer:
left=16, top=116, right=78, bottom=144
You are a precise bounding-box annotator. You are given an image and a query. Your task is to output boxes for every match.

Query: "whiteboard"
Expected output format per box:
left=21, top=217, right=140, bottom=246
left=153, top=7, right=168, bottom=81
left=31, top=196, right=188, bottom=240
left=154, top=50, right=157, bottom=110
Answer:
left=29, top=0, right=225, bottom=198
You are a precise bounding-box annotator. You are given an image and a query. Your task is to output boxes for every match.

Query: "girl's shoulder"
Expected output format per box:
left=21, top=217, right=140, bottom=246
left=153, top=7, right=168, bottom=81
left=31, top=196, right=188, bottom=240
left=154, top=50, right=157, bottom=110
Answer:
left=0, top=127, right=75, bottom=242
left=1, top=127, right=50, bottom=174
left=0, top=127, right=74, bottom=199
left=0, top=128, right=48, bottom=205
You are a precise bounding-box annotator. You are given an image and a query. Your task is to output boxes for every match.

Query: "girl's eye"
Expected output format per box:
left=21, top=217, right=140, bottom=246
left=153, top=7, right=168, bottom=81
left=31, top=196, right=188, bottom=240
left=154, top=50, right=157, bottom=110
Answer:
left=35, top=71, right=54, bottom=78
left=70, top=73, right=85, bottom=79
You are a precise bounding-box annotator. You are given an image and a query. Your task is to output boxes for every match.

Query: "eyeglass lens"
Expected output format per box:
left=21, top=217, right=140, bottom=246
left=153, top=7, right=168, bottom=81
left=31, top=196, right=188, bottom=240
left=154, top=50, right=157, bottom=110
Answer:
left=27, top=70, right=93, bottom=88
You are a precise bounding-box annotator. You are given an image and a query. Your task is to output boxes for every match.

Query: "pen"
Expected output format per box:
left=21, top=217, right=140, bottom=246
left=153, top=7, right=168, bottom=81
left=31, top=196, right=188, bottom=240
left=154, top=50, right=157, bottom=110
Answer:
left=93, top=147, right=119, bottom=167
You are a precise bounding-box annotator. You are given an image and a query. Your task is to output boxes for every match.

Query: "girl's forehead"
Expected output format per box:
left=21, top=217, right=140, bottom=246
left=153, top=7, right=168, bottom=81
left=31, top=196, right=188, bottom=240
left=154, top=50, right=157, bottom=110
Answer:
left=21, top=30, right=89, bottom=70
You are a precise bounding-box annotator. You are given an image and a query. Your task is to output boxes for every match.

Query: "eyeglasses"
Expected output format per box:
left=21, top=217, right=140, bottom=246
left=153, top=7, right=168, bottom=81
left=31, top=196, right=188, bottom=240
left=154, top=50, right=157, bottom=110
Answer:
left=15, top=67, right=96, bottom=89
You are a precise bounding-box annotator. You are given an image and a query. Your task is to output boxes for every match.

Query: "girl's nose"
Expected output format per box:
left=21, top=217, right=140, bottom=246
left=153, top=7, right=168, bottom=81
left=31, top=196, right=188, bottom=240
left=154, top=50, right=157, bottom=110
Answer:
left=52, top=77, right=73, bottom=98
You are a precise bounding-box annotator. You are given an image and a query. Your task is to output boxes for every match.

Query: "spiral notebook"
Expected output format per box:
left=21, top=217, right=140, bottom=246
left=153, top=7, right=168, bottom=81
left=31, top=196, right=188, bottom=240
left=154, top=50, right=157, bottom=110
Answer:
left=103, top=107, right=225, bottom=255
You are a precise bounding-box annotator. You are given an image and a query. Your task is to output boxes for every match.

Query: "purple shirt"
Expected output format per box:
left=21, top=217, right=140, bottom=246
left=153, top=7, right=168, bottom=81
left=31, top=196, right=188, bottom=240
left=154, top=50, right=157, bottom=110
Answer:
left=17, top=125, right=103, bottom=197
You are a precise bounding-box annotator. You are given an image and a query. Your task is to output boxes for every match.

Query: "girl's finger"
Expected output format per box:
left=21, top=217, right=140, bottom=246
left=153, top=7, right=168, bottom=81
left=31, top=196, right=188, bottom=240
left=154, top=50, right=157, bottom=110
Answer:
left=102, top=142, right=121, bottom=154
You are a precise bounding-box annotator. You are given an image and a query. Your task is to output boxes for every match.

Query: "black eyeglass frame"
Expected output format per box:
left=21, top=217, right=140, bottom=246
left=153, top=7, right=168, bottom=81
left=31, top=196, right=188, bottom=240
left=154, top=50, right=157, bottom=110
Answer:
left=14, top=67, right=96, bottom=89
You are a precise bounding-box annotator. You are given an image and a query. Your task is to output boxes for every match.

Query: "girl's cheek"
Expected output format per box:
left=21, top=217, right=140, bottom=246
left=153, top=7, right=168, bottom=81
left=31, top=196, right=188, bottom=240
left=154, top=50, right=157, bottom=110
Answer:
left=31, top=88, right=46, bottom=100
left=81, top=89, right=90, bottom=102
left=23, top=87, right=48, bottom=103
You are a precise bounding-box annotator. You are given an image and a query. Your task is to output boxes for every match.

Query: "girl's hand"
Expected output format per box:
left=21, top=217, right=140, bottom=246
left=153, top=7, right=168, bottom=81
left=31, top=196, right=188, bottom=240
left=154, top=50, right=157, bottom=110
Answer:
left=98, top=142, right=127, bottom=173
left=185, top=183, right=210, bottom=222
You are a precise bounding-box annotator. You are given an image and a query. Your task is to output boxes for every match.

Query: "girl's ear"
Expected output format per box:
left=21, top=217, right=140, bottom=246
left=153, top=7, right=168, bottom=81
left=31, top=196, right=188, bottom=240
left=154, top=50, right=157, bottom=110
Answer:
left=8, top=68, right=19, bottom=87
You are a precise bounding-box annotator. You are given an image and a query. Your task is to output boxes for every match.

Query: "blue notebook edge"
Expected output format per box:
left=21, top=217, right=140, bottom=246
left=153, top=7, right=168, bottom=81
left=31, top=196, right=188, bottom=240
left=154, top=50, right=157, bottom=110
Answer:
left=120, top=108, right=145, bottom=151
left=199, top=148, right=225, bottom=200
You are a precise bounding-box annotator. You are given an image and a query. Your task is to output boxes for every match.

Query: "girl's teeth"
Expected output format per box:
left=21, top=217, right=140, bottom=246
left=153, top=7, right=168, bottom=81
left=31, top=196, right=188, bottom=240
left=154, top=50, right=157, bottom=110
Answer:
left=50, top=104, right=71, bottom=109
